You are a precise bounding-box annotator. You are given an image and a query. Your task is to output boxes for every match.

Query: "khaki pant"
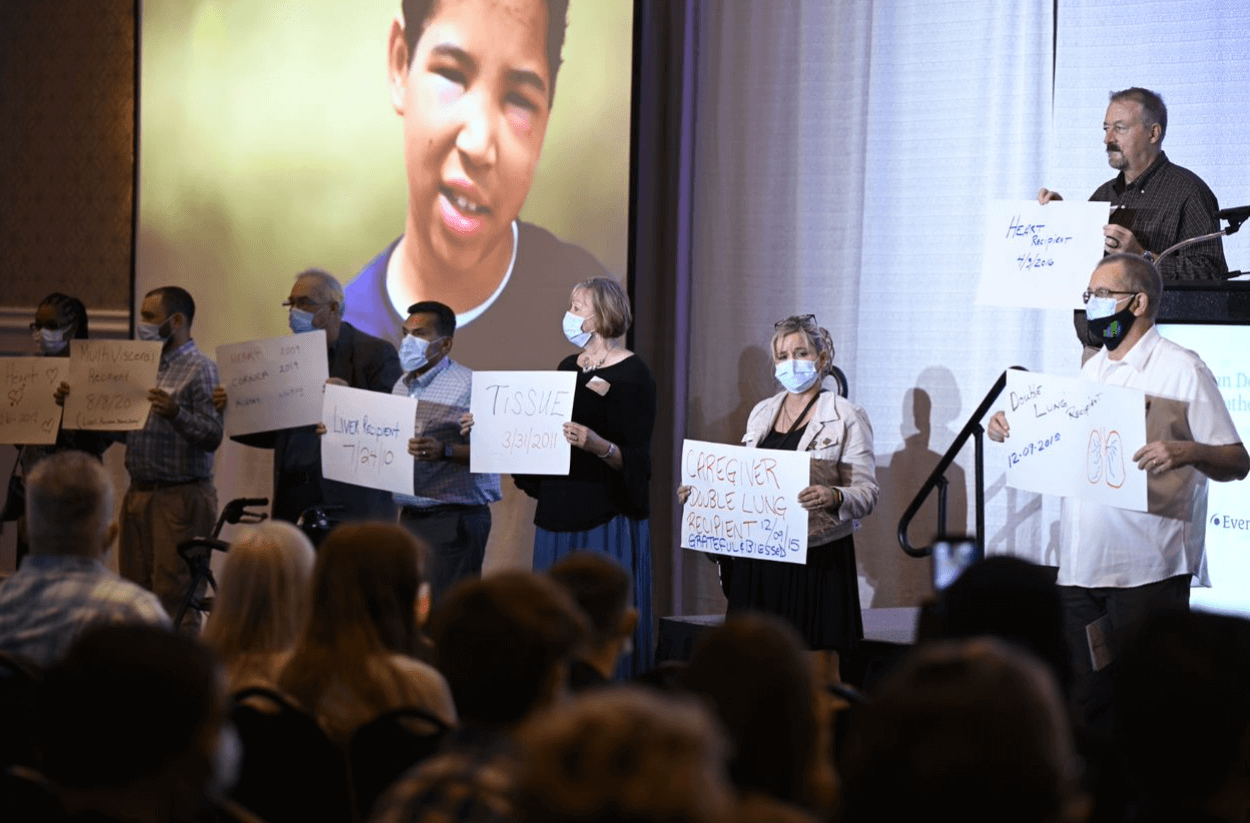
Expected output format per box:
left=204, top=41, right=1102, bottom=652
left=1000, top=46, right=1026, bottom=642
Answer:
left=120, top=479, right=217, bottom=631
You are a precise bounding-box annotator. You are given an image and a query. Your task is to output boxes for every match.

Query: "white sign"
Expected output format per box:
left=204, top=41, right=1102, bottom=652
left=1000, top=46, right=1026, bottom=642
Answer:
left=469, top=371, right=576, bottom=475
left=63, top=340, right=162, bottom=431
left=320, top=384, right=417, bottom=496
left=1003, top=370, right=1147, bottom=511
left=679, top=439, right=811, bottom=565
left=975, top=200, right=1109, bottom=310
left=217, top=331, right=329, bottom=436
left=0, top=358, right=67, bottom=445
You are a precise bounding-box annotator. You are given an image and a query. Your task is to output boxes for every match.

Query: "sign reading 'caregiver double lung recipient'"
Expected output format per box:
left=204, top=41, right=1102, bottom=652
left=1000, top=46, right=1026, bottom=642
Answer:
left=63, top=341, right=162, bottom=431
left=1003, top=370, right=1147, bottom=511
left=217, top=331, right=329, bottom=436
left=680, top=439, right=811, bottom=565
left=0, top=358, right=67, bottom=445
left=320, top=384, right=417, bottom=495
left=469, top=371, right=576, bottom=475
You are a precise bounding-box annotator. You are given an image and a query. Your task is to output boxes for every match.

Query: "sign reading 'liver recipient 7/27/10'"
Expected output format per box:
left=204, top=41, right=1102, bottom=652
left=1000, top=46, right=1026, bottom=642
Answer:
left=680, top=439, right=811, bottom=565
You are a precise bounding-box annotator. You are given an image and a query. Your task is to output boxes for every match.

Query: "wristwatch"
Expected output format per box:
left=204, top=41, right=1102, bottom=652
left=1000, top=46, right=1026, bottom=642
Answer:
left=443, top=442, right=455, bottom=459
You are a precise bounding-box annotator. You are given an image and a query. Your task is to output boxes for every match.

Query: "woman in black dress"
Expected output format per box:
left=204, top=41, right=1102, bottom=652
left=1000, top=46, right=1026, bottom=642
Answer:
left=680, top=314, right=878, bottom=673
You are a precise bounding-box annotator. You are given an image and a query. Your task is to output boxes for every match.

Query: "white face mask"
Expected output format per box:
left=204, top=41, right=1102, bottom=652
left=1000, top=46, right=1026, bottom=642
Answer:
left=137, top=321, right=170, bottom=344
left=563, top=311, right=592, bottom=348
left=400, top=335, right=441, bottom=373
left=775, top=358, right=821, bottom=394
left=34, top=327, right=69, bottom=355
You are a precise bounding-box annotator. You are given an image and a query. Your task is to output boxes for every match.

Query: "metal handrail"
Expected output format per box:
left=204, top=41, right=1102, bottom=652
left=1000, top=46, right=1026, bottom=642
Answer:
left=897, top=367, right=1027, bottom=558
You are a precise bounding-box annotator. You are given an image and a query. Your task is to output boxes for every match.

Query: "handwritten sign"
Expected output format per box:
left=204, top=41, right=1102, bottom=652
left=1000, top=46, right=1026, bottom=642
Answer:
left=469, top=371, right=576, bottom=474
left=320, top=384, right=417, bottom=495
left=217, top=331, right=329, bottom=436
left=679, top=439, right=811, bottom=565
left=1003, top=370, right=1147, bottom=510
left=63, top=340, right=162, bottom=430
left=0, top=358, right=67, bottom=444
left=975, top=200, right=1109, bottom=310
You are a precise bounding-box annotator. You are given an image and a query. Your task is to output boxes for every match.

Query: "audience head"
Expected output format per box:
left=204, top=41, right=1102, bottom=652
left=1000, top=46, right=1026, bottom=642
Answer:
left=301, top=522, right=425, bottom=655
left=25, top=450, right=116, bottom=559
left=681, top=614, right=829, bottom=812
left=201, top=521, right=316, bottom=670
left=430, top=571, right=586, bottom=727
left=515, top=686, right=734, bottom=823
left=840, top=638, right=1084, bottom=823
left=1115, top=609, right=1250, bottom=812
left=548, top=552, right=637, bottom=672
left=38, top=624, right=236, bottom=810
left=931, top=555, right=1072, bottom=698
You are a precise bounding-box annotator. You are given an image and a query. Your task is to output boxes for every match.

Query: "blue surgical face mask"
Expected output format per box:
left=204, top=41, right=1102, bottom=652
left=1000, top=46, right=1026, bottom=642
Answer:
left=775, top=358, right=821, bottom=394
left=1084, top=295, right=1127, bottom=320
left=34, top=327, right=68, bottom=355
left=137, top=320, right=170, bottom=344
left=400, top=335, right=441, bottom=373
left=563, top=311, right=592, bottom=348
left=288, top=308, right=317, bottom=335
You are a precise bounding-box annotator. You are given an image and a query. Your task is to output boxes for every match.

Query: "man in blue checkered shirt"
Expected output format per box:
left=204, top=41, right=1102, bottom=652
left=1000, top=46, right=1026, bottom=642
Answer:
left=394, top=301, right=501, bottom=603
left=119, top=287, right=222, bottom=630
left=0, top=451, right=169, bottom=668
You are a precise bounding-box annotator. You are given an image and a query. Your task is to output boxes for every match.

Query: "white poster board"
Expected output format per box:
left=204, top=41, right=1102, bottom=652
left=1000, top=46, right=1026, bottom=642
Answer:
left=320, top=384, right=418, bottom=496
left=975, top=200, right=1109, bottom=309
left=217, top=331, right=329, bottom=436
left=63, top=340, right=162, bottom=431
left=469, top=371, right=576, bottom=474
left=0, top=358, right=67, bottom=445
left=679, top=439, right=811, bottom=565
left=1003, top=370, right=1147, bottom=511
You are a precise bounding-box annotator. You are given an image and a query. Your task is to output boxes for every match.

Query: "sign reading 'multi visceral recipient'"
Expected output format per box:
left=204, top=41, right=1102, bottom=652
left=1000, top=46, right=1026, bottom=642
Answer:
left=63, top=340, right=162, bottom=431
left=680, top=439, right=811, bottom=565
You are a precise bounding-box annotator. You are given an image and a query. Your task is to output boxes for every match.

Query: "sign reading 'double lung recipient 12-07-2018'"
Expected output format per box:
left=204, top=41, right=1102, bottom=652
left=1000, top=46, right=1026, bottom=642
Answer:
left=680, top=439, right=811, bottom=565
left=1003, top=370, right=1147, bottom=511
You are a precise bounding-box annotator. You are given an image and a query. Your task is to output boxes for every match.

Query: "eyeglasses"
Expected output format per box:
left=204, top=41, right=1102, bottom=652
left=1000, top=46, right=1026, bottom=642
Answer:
left=1082, top=288, right=1138, bottom=304
left=282, top=299, right=324, bottom=312
left=775, top=314, right=817, bottom=329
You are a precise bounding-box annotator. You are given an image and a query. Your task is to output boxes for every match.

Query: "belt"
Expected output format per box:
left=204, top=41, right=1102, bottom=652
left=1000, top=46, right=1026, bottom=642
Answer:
left=403, top=503, right=487, bottom=518
left=130, top=478, right=208, bottom=492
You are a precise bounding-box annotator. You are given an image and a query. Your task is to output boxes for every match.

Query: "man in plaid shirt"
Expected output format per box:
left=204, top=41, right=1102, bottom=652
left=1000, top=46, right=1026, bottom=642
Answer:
left=120, top=286, right=222, bottom=630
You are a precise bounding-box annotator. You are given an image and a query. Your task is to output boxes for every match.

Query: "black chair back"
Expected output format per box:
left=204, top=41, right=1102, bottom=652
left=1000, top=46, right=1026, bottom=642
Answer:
left=347, top=706, right=451, bottom=819
left=229, top=686, right=353, bottom=823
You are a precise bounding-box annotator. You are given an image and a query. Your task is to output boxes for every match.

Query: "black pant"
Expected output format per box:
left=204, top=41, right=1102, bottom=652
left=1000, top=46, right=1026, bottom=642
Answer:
left=1060, top=575, right=1190, bottom=730
left=398, top=504, right=492, bottom=604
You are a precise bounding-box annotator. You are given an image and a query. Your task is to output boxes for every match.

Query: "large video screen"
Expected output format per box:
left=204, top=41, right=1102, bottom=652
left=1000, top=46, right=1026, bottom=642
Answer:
left=1158, top=322, right=1250, bottom=616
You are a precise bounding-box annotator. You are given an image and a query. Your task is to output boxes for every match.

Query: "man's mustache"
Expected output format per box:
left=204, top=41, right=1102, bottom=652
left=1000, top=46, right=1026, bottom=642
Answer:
left=1107, top=144, right=1122, bottom=153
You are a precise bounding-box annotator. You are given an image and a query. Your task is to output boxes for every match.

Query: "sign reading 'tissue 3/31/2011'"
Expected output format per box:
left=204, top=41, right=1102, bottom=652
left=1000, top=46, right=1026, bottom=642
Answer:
left=469, top=371, right=576, bottom=475
left=680, top=439, right=811, bottom=565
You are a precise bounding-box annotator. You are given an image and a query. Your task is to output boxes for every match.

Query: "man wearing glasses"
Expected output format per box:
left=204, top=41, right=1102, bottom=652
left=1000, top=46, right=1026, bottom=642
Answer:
left=216, top=269, right=402, bottom=527
left=989, top=254, right=1248, bottom=728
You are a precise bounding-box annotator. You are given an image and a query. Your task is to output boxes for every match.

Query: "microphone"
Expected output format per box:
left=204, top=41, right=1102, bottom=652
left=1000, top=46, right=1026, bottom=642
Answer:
left=1219, top=205, right=1250, bottom=224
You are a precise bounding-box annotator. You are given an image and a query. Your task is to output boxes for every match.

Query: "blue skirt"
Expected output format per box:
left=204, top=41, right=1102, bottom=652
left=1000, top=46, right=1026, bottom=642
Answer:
left=533, top=515, right=653, bottom=679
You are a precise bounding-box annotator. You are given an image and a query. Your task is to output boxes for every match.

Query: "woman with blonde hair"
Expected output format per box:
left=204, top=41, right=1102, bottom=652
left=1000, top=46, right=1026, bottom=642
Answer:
left=278, top=522, right=455, bottom=742
left=201, top=520, right=316, bottom=693
left=679, top=314, right=878, bottom=671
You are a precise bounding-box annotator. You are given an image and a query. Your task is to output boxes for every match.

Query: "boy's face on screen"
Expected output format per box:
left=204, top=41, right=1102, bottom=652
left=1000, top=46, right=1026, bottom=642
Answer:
left=392, top=0, right=552, bottom=273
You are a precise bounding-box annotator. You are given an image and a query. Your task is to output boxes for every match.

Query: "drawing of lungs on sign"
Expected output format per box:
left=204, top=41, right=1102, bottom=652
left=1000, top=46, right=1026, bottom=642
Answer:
left=1086, top=428, right=1125, bottom=488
